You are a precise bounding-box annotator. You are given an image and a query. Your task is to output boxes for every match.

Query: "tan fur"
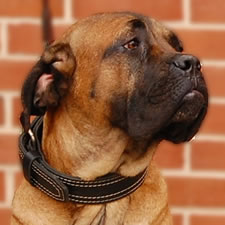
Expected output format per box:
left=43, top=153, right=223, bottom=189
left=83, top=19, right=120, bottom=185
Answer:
left=12, top=13, right=175, bottom=225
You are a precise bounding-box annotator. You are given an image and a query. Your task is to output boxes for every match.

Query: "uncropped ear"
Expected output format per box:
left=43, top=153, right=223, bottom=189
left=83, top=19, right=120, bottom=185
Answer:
left=20, top=43, right=76, bottom=132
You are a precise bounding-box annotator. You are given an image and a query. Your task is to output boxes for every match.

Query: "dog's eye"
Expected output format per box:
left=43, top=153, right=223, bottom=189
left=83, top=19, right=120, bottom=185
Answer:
left=123, top=38, right=140, bottom=50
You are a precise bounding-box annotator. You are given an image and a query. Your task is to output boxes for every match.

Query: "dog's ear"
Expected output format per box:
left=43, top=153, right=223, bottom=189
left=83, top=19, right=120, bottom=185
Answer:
left=20, top=43, right=76, bottom=132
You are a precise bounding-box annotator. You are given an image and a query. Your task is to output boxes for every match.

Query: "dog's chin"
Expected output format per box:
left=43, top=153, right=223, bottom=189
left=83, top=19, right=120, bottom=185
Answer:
left=159, top=90, right=208, bottom=143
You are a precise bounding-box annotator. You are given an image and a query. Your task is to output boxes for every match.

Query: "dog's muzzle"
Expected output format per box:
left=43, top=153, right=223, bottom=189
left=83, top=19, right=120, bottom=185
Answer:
left=159, top=54, right=208, bottom=143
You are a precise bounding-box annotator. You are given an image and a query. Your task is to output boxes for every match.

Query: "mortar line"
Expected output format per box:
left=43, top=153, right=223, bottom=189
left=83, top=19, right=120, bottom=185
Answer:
left=1, top=15, right=225, bottom=30
left=0, top=17, right=74, bottom=26
left=63, top=0, right=73, bottom=24
left=0, top=21, right=8, bottom=56
left=0, top=92, right=20, bottom=131
left=0, top=165, right=20, bottom=171
left=4, top=169, right=15, bottom=207
left=202, top=60, right=225, bottom=67
left=0, top=54, right=39, bottom=61
left=172, top=207, right=225, bottom=215
left=183, top=143, right=191, bottom=172
left=165, top=21, right=225, bottom=31
left=195, top=134, right=225, bottom=142
left=0, top=203, right=10, bottom=208
left=183, top=212, right=190, bottom=225
left=3, top=93, right=13, bottom=128
left=210, top=97, right=225, bottom=105
left=0, top=128, right=20, bottom=134
left=163, top=169, right=225, bottom=179
left=182, top=0, right=191, bottom=25
left=0, top=90, right=20, bottom=96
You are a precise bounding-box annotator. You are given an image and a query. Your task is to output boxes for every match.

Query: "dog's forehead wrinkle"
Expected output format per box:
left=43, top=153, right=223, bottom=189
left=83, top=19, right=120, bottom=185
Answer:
left=149, top=19, right=183, bottom=53
left=67, top=14, right=151, bottom=54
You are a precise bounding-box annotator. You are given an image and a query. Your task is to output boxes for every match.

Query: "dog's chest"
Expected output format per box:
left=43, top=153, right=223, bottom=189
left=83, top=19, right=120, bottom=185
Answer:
left=70, top=200, right=129, bottom=225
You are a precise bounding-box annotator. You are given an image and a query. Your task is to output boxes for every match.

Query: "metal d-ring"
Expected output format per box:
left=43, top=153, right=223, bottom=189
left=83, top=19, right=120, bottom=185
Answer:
left=28, top=129, right=36, bottom=144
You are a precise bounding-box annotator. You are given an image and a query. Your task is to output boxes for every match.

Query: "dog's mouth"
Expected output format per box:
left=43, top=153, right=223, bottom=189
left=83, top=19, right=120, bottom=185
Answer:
left=159, top=88, right=208, bottom=143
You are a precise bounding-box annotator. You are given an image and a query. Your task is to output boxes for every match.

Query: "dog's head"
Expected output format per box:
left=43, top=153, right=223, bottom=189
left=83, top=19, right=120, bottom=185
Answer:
left=21, top=12, right=208, bottom=144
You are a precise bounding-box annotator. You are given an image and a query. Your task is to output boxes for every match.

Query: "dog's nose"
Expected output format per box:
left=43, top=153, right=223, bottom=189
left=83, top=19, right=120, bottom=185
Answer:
left=173, top=55, right=201, bottom=72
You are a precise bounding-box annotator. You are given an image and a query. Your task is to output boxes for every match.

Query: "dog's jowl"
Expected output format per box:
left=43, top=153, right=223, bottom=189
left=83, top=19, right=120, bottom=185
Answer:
left=12, top=12, right=208, bottom=225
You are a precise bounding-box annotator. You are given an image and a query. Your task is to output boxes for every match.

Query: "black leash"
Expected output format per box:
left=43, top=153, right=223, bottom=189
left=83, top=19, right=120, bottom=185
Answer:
left=42, top=0, right=54, bottom=47
left=19, top=117, right=147, bottom=204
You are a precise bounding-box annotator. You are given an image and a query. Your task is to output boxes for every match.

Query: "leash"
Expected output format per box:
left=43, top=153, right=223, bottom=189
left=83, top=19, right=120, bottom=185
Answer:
left=42, top=0, right=54, bottom=47
left=18, top=117, right=147, bottom=204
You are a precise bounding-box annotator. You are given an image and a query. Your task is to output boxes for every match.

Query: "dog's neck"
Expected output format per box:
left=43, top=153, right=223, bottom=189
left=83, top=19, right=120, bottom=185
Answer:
left=42, top=106, right=157, bottom=181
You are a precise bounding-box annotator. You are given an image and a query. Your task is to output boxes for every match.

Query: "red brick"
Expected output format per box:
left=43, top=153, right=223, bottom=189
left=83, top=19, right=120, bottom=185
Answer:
left=9, top=24, right=69, bottom=54
left=176, top=29, right=225, bottom=59
left=0, top=61, right=34, bottom=90
left=167, top=177, right=225, bottom=207
left=203, top=66, right=225, bottom=97
left=192, top=142, right=225, bottom=170
left=191, top=0, right=225, bottom=23
left=54, top=25, right=70, bottom=40
left=0, top=135, right=20, bottom=164
left=0, top=209, right=11, bottom=225
left=0, top=96, right=3, bottom=125
left=9, top=24, right=43, bottom=54
left=13, top=100, right=36, bottom=128
left=191, top=215, right=225, bottom=225
left=173, top=214, right=183, bottom=225
left=200, top=104, right=225, bottom=134
left=13, top=97, right=22, bottom=127
left=15, top=171, right=23, bottom=190
left=0, top=0, right=63, bottom=18
left=72, top=0, right=182, bottom=21
left=0, top=172, right=5, bottom=201
left=154, top=141, right=184, bottom=169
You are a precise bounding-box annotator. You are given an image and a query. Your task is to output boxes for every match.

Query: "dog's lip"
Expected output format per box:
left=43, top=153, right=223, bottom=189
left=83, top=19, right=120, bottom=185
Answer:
left=171, top=89, right=205, bottom=123
left=184, top=90, right=203, bottom=100
left=158, top=88, right=208, bottom=143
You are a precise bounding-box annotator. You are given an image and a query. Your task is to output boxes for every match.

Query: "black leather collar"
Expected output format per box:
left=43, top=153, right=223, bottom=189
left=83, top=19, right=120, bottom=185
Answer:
left=18, top=116, right=147, bottom=204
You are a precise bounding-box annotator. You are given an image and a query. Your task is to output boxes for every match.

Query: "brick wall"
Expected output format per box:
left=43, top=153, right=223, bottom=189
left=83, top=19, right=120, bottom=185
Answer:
left=0, top=0, right=224, bottom=225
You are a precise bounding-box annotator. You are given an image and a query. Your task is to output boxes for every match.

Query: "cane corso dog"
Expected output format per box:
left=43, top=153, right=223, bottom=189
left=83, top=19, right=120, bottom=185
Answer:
left=11, top=12, right=208, bottom=225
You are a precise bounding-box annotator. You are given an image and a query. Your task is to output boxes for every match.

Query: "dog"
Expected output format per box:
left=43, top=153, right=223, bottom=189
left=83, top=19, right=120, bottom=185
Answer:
left=11, top=12, right=208, bottom=225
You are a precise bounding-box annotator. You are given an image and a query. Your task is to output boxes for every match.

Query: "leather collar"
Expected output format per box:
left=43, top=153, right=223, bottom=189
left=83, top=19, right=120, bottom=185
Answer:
left=18, top=116, right=147, bottom=204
